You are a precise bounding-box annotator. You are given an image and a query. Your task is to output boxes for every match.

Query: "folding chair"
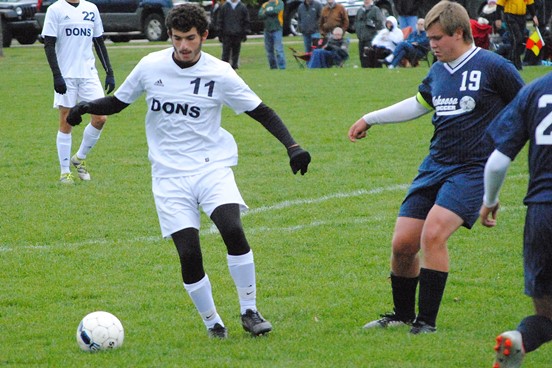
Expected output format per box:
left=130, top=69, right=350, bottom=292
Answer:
left=289, top=38, right=328, bottom=68
left=289, top=47, right=312, bottom=69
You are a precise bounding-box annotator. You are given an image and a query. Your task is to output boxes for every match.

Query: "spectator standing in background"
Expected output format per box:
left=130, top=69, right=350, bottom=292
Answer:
left=258, top=0, right=286, bottom=69
left=297, top=0, right=323, bottom=52
left=217, top=0, right=251, bottom=69
left=319, top=0, right=349, bottom=38
left=395, top=0, right=419, bottom=30
left=354, top=0, right=385, bottom=68
left=496, top=0, right=539, bottom=70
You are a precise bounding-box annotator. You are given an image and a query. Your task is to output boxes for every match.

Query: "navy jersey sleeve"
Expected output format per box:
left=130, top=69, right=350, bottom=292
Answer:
left=486, top=90, right=529, bottom=161
left=489, top=56, right=525, bottom=105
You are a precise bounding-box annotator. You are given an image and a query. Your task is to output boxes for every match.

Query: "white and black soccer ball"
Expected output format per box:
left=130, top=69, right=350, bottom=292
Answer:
left=459, top=96, right=476, bottom=112
left=76, top=311, right=124, bottom=352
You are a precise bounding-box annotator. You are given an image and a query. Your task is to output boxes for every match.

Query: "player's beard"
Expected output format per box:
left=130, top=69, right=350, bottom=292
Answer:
left=173, top=41, right=203, bottom=67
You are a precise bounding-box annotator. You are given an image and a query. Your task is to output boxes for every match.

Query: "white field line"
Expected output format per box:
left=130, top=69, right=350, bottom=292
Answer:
left=1, top=184, right=407, bottom=252
left=1, top=173, right=529, bottom=252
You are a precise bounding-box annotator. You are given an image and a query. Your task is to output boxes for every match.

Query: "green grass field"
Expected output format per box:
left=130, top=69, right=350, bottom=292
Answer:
left=0, top=36, right=550, bottom=367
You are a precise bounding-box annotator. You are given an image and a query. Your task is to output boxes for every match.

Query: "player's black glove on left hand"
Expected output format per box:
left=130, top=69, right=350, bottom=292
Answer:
left=287, top=145, right=311, bottom=175
left=105, top=74, right=115, bottom=94
left=53, top=74, right=67, bottom=95
left=66, top=102, right=90, bottom=126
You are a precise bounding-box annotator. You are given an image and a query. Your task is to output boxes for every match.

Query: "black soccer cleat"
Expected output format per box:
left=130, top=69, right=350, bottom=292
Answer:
left=363, top=312, right=414, bottom=329
left=207, top=323, right=228, bottom=339
left=409, top=319, right=437, bottom=335
left=241, top=309, right=272, bottom=336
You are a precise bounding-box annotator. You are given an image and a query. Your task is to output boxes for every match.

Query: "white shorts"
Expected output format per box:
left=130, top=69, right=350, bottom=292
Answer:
left=152, top=167, right=248, bottom=238
left=53, top=77, right=104, bottom=109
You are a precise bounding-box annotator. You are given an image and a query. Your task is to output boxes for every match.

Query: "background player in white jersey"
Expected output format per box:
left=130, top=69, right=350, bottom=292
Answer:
left=347, top=1, right=524, bottom=335
left=42, top=0, right=115, bottom=184
left=480, top=72, right=552, bottom=368
left=65, top=3, right=311, bottom=339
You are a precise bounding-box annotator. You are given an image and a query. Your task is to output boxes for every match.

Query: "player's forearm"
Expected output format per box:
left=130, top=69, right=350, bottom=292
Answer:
left=80, top=96, right=129, bottom=116
left=93, top=37, right=114, bottom=75
left=246, top=102, right=297, bottom=148
left=483, top=149, right=511, bottom=207
left=43, top=36, right=62, bottom=77
left=362, top=96, right=430, bottom=126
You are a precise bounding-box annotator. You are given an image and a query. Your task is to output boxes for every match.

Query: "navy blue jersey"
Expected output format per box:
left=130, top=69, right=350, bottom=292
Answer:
left=487, top=72, right=552, bottom=205
left=417, top=47, right=524, bottom=165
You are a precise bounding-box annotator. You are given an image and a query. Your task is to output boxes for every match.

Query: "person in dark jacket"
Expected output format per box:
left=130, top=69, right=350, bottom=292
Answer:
left=354, top=0, right=385, bottom=68
left=395, top=0, right=419, bottom=30
left=297, top=0, right=323, bottom=52
left=216, top=0, right=251, bottom=69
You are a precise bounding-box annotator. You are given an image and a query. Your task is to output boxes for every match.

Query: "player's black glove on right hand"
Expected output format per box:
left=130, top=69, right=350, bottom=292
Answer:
left=218, top=36, right=223, bottom=43
left=53, top=74, right=67, bottom=95
left=66, top=102, right=90, bottom=126
left=105, top=74, right=115, bottom=94
left=287, top=145, right=311, bottom=175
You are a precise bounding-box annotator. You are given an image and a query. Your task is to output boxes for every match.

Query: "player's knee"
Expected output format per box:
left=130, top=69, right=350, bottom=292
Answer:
left=391, top=240, right=419, bottom=260
left=91, top=115, right=107, bottom=129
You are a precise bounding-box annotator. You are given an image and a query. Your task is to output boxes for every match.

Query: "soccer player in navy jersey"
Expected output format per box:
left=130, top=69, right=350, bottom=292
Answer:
left=480, top=73, right=552, bottom=368
left=348, top=1, right=524, bottom=334
left=64, top=3, right=311, bottom=339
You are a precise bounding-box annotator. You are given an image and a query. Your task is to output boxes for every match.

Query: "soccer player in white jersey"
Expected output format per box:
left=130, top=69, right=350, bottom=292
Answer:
left=348, top=1, right=524, bottom=335
left=480, top=72, right=552, bottom=368
left=65, top=3, right=311, bottom=339
left=42, top=0, right=115, bottom=184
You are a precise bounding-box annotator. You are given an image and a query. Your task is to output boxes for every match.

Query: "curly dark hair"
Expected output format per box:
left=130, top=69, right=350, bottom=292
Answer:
left=165, top=3, right=209, bottom=35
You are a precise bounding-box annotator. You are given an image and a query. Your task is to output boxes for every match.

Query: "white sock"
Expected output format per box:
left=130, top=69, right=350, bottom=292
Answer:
left=57, top=131, right=72, bottom=174
left=385, top=54, right=394, bottom=63
left=76, top=123, right=102, bottom=160
left=183, top=275, right=224, bottom=329
left=227, top=251, right=256, bottom=314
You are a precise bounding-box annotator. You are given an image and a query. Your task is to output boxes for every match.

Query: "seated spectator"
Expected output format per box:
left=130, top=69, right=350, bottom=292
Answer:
left=307, top=27, right=349, bottom=68
left=361, top=16, right=403, bottom=68
left=470, top=18, right=493, bottom=49
left=384, top=18, right=429, bottom=69
left=478, top=0, right=501, bottom=33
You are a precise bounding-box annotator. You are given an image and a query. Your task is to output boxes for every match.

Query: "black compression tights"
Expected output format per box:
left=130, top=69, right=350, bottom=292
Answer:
left=171, top=203, right=251, bottom=284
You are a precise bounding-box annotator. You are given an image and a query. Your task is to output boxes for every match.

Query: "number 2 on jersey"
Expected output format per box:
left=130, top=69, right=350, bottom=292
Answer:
left=536, top=94, right=552, bottom=145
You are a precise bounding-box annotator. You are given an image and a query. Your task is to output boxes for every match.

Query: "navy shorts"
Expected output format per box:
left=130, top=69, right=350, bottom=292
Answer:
left=523, top=204, right=552, bottom=298
left=398, top=156, right=484, bottom=229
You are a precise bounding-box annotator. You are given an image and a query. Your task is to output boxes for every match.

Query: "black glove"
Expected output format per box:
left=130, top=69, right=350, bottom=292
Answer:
left=287, top=145, right=311, bottom=175
left=53, top=74, right=67, bottom=95
left=105, top=74, right=115, bottom=94
left=242, top=35, right=247, bottom=42
left=218, top=36, right=223, bottom=43
left=66, top=102, right=90, bottom=126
